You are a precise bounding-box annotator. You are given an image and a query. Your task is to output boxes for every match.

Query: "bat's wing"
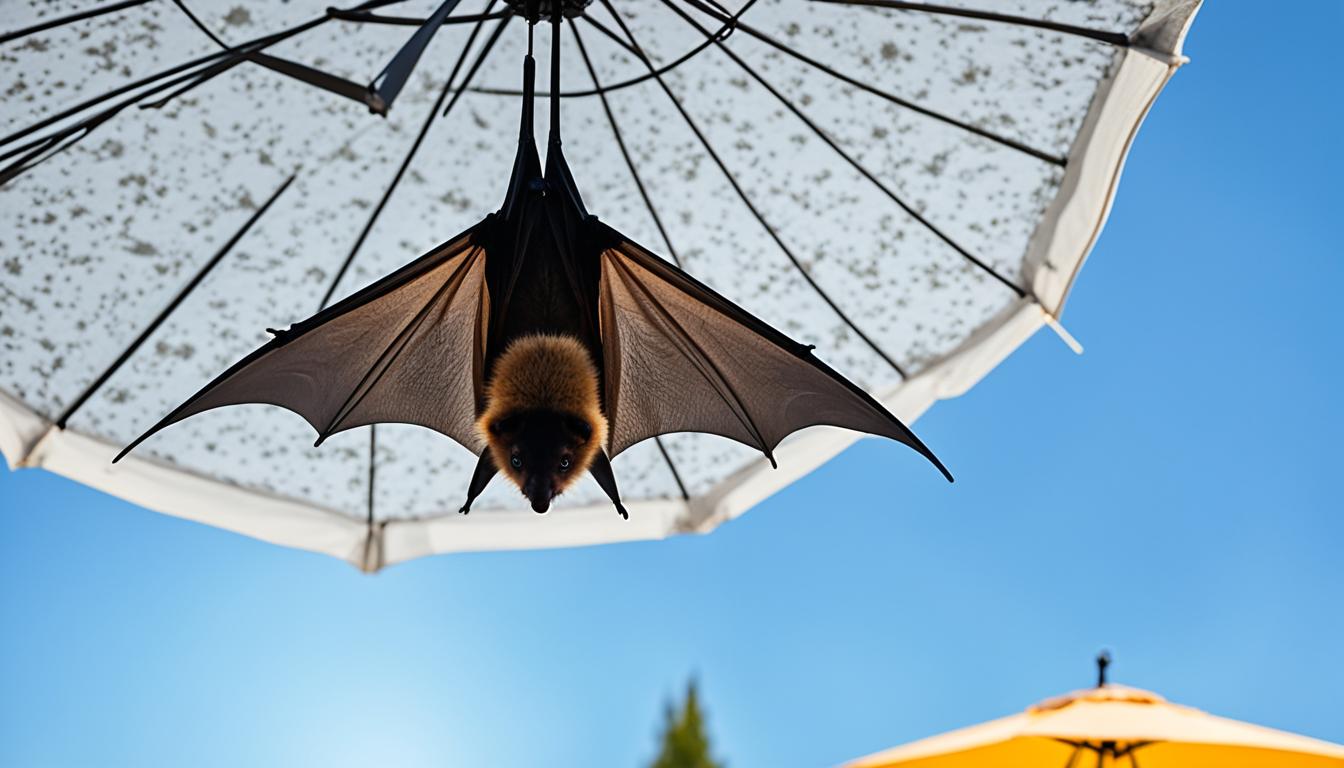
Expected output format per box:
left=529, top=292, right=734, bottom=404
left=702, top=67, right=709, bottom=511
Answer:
left=116, top=226, right=490, bottom=461
left=595, top=228, right=952, bottom=481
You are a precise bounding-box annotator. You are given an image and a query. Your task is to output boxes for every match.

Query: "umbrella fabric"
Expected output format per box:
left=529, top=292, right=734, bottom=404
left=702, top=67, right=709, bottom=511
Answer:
left=0, top=0, right=1199, bottom=570
left=846, top=684, right=1344, bottom=768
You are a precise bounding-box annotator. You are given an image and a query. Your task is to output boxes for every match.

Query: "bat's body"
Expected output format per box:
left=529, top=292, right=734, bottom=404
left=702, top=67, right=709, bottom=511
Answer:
left=115, top=49, right=951, bottom=520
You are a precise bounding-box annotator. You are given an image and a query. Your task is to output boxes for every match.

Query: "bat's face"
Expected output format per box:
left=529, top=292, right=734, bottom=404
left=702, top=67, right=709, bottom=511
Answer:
left=489, top=409, right=594, bottom=513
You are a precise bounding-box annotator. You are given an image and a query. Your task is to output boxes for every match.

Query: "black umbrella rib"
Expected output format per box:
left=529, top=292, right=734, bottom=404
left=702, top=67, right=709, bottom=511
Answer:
left=0, top=52, right=228, bottom=151
left=0, top=8, right=372, bottom=185
left=592, top=2, right=909, bottom=379
left=570, top=22, right=681, bottom=267
left=170, top=0, right=375, bottom=107
left=570, top=22, right=691, bottom=502
left=170, top=0, right=231, bottom=48
left=332, top=10, right=510, bottom=27
left=439, top=13, right=508, bottom=116
left=368, top=0, right=467, bottom=114
left=809, top=0, right=1131, bottom=47
left=682, top=0, right=1065, bottom=166
left=146, top=1, right=423, bottom=110
left=0, top=0, right=412, bottom=152
left=664, top=0, right=1025, bottom=298
left=137, top=13, right=355, bottom=111
left=653, top=436, right=691, bottom=501
left=367, top=426, right=377, bottom=526
left=462, top=4, right=747, bottom=100
left=0, top=0, right=152, bottom=46
left=318, top=7, right=508, bottom=311
left=52, top=172, right=298, bottom=430
left=0, top=60, right=224, bottom=186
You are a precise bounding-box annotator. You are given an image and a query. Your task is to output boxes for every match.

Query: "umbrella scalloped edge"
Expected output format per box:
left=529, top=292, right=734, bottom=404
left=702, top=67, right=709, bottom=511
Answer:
left=0, top=1, right=1203, bottom=572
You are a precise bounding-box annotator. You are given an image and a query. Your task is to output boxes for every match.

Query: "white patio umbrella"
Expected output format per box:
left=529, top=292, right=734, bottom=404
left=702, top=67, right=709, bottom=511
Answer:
left=0, top=0, right=1200, bottom=570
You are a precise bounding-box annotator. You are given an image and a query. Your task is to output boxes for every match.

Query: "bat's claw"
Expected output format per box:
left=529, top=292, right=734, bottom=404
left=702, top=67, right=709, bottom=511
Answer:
left=615, top=502, right=628, bottom=520
left=458, top=504, right=471, bottom=515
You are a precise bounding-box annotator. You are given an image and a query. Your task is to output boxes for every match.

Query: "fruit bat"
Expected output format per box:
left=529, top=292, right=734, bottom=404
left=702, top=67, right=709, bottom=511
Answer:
left=115, top=47, right=952, bottom=518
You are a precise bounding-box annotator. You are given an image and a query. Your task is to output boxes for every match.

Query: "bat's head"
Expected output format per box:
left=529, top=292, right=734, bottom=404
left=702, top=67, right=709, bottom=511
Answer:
left=477, top=333, right=609, bottom=513
left=487, top=409, right=598, bottom=513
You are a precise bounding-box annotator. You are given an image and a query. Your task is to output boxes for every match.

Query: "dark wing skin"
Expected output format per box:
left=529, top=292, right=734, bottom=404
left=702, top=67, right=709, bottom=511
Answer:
left=115, top=226, right=490, bottom=462
left=594, top=224, right=952, bottom=482
left=115, top=70, right=950, bottom=513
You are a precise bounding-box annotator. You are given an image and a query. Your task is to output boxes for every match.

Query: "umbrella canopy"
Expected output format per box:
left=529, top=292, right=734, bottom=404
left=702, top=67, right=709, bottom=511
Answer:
left=0, top=0, right=1200, bottom=570
left=845, top=663, right=1344, bottom=768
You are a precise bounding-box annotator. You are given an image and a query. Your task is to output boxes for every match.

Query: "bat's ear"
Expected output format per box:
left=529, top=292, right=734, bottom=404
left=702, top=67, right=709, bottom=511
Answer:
left=489, top=413, right=521, bottom=437
left=563, top=415, right=592, bottom=444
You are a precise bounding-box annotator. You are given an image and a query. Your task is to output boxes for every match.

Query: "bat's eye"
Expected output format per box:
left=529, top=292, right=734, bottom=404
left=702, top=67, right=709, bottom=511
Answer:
left=510, top=456, right=522, bottom=469
left=559, top=457, right=571, bottom=471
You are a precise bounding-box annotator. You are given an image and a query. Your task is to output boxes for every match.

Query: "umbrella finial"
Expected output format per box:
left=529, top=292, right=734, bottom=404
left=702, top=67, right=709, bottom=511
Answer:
left=1096, top=650, right=1112, bottom=687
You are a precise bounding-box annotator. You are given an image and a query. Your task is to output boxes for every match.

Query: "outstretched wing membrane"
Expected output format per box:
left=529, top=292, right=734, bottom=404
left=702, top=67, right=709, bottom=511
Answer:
left=117, top=227, right=489, bottom=461
left=597, top=231, right=951, bottom=481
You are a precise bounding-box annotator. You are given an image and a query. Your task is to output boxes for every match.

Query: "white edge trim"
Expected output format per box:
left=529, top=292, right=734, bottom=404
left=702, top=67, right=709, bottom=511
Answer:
left=1026, top=1, right=1202, bottom=312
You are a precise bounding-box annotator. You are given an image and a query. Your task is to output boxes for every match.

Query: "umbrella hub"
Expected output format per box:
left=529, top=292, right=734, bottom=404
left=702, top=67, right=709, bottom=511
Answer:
left=505, top=0, right=593, bottom=20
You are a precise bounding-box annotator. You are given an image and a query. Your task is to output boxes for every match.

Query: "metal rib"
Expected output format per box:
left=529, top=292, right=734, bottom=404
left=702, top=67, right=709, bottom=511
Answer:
left=1, top=16, right=335, bottom=185
left=461, top=3, right=746, bottom=100
left=810, top=0, right=1131, bottom=47
left=0, top=0, right=152, bottom=46
left=368, top=0, right=466, bottom=114
left=331, top=9, right=510, bottom=26
left=682, top=0, right=1065, bottom=165
left=0, top=0, right=414, bottom=151
left=171, top=0, right=231, bottom=48
left=1, top=54, right=226, bottom=151
left=0, top=0, right=416, bottom=158
left=442, top=10, right=512, bottom=115
left=318, top=7, right=508, bottom=311
left=53, top=172, right=299, bottom=429
left=553, top=20, right=695, bottom=497
left=172, top=0, right=374, bottom=107
left=569, top=21, right=682, bottom=267
left=367, top=426, right=378, bottom=525
left=653, top=437, right=691, bottom=500
left=664, top=0, right=1026, bottom=297
left=592, top=2, right=910, bottom=378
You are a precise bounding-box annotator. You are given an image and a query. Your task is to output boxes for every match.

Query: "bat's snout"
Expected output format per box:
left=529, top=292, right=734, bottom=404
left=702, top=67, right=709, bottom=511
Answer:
left=525, top=478, right=555, bottom=514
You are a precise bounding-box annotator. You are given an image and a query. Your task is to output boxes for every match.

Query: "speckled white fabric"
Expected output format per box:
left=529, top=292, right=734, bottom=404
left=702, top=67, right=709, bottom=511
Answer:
left=0, top=1, right=1198, bottom=564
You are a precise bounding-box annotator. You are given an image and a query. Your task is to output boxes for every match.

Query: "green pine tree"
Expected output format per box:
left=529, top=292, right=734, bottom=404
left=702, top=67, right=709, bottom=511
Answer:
left=649, top=679, right=723, bottom=768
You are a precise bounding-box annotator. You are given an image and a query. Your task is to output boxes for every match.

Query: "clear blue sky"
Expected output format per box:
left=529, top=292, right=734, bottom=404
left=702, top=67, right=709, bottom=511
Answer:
left=2, top=5, right=1340, bottom=767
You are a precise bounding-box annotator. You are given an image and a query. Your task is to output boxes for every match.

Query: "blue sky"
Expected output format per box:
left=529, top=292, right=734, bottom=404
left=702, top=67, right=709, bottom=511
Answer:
left=2, top=4, right=1341, bottom=767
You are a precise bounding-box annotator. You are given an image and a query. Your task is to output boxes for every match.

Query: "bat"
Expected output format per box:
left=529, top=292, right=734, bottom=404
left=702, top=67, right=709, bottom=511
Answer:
left=115, top=53, right=953, bottom=519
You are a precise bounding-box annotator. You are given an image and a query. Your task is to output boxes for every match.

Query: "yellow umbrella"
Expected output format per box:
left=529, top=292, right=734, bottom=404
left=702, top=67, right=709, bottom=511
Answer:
left=845, top=655, right=1344, bottom=768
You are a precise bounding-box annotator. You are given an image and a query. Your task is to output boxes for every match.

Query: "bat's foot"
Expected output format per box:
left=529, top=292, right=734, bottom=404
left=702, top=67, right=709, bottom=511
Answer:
left=458, top=504, right=471, bottom=515
left=615, top=502, right=628, bottom=520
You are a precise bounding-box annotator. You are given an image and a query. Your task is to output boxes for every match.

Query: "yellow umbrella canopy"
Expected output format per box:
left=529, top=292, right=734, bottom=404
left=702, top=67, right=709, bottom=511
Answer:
left=846, top=656, right=1344, bottom=768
